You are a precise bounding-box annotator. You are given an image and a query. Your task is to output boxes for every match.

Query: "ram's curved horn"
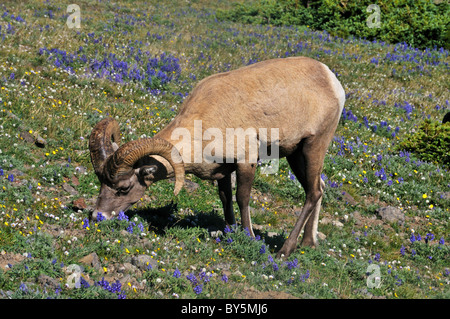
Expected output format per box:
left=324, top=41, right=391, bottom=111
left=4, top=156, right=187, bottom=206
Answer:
left=89, top=117, right=121, bottom=176
left=106, top=137, right=185, bottom=195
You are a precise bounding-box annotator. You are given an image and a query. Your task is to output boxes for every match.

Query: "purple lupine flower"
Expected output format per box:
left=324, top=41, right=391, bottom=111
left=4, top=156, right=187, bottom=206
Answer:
left=400, top=245, right=406, bottom=256
left=224, top=225, right=233, bottom=234
left=193, top=284, right=203, bottom=295
left=260, top=244, right=266, bottom=254
left=82, top=218, right=90, bottom=230
left=117, top=211, right=129, bottom=221
left=97, top=212, right=105, bottom=222
left=221, top=274, right=228, bottom=283
left=173, top=268, right=181, bottom=278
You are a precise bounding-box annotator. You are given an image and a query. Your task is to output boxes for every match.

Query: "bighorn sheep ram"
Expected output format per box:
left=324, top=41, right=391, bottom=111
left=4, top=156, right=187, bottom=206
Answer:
left=89, top=56, right=345, bottom=258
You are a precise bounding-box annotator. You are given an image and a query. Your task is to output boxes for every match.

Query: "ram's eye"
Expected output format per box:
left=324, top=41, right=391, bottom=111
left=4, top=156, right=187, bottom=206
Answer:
left=117, top=184, right=132, bottom=195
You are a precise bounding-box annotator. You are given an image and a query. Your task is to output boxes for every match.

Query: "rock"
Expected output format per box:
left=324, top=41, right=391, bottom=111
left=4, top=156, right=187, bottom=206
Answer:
left=376, top=206, right=405, bottom=225
left=118, top=262, right=137, bottom=274
left=63, top=182, right=78, bottom=195
left=19, top=129, right=35, bottom=143
left=169, top=178, right=199, bottom=193
left=79, top=252, right=102, bottom=270
left=341, top=191, right=357, bottom=205
left=119, top=274, right=134, bottom=286
left=131, top=255, right=158, bottom=271
left=319, top=217, right=331, bottom=225
left=252, top=223, right=263, bottom=231
left=333, top=220, right=344, bottom=227
left=0, top=251, right=26, bottom=270
left=320, top=217, right=343, bottom=227
left=352, top=211, right=364, bottom=226
left=214, top=262, right=231, bottom=271
left=317, top=232, right=327, bottom=241
left=184, top=179, right=200, bottom=193
left=72, top=198, right=87, bottom=210
left=37, top=274, right=60, bottom=290
left=71, top=175, right=80, bottom=186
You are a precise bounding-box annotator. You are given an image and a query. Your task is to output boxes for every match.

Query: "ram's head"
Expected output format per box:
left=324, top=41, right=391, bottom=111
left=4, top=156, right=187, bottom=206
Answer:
left=88, top=117, right=185, bottom=220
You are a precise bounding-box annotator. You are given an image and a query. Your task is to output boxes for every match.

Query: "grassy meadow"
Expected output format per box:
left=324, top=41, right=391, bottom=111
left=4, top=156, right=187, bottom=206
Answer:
left=0, top=0, right=449, bottom=299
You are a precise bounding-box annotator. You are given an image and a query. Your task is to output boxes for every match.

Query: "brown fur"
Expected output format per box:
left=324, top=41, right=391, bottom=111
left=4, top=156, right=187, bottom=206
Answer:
left=90, top=56, right=345, bottom=258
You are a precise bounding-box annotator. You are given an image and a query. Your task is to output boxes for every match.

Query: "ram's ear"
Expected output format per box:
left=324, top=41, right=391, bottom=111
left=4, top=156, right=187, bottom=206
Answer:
left=139, top=165, right=158, bottom=185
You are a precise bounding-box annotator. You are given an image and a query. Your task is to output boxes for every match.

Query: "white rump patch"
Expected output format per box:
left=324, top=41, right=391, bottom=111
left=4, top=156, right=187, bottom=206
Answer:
left=321, top=63, right=346, bottom=114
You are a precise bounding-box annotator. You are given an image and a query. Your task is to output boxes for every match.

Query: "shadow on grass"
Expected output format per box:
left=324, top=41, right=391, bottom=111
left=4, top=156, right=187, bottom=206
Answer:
left=126, top=203, right=287, bottom=252
left=127, top=202, right=226, bottom=236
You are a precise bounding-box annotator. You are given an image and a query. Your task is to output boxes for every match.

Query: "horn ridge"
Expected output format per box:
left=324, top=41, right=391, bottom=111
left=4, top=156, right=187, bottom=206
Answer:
left=89, top=117, right=121, bottom=176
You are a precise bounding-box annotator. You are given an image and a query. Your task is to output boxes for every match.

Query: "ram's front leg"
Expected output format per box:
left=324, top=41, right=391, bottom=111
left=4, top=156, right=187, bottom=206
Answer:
left=218, top=173, right=235, bottom=226
left=235, top=163, right=256, bottom=237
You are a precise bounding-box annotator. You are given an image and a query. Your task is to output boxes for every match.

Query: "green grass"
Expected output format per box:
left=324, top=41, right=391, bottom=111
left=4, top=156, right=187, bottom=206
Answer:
left=0, top=0, right=449, bottom=299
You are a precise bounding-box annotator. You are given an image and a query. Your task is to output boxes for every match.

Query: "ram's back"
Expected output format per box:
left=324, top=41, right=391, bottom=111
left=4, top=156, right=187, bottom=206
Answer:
left=159, top=56, right=345, bottom=156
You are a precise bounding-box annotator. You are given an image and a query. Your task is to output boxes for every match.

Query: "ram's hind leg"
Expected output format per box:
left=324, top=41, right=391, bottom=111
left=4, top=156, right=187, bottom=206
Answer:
left=276, top=136, right=327, bottom=258
left=302, top=177, right=325, bottom=247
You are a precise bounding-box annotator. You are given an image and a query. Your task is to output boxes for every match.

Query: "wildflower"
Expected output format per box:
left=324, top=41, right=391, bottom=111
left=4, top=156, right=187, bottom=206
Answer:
left=288, top=170, right=296, bottom=181
left=19, top=283, right=28, bottom=293
left=193, top=284, right=203, bottom=295
left=82, top=218, right=90, bottom=230
left=186, top=273, right=197, bottom=285
left=97, top=212, right=105, bottom=222
left=400, top=245, right=406, bottom=256
left=259, top=244, right=266, bottom=254
left=285, top=258, right=298, bottom=270
left=221, top=274, right=228, bottom=283
left=173, top=268, right=181, bottom=278
left=425, top=233, right=435, bottom=243
left=127, top=222, right=135, bottom=234
left=117, top=211, right=129, bottom=221
left=299, top=270, right=310, bottom=282
left=224, top=225, right=233, bottom=234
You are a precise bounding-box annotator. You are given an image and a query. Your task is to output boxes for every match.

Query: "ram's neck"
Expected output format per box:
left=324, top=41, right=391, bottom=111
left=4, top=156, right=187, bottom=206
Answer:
left=154, top=119, right=195, bottom=170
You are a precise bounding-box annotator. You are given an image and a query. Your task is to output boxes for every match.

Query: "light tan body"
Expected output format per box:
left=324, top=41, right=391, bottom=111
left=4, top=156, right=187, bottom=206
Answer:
left=157, top=57, right=344, bottom=177
left=89, top=56, right=345, bottom=258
